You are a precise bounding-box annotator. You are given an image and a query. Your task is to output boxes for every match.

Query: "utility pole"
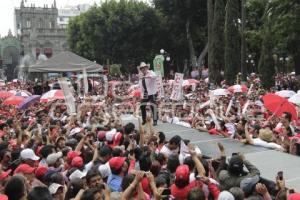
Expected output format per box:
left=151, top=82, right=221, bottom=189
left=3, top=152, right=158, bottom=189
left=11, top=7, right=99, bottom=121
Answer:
left=241, top=0, right=246, bottom=82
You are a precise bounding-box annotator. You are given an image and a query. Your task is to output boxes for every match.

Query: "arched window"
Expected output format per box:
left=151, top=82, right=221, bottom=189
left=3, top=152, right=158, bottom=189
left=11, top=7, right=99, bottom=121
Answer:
left=26, top=19, right=31, bottom=28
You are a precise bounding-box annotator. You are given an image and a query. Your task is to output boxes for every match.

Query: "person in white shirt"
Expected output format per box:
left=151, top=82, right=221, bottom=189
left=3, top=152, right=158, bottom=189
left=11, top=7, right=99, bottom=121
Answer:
left=138, top=62, right=158, bottom=125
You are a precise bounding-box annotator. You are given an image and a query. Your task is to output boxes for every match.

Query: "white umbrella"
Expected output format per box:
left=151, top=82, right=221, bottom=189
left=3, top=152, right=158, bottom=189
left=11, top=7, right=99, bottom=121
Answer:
left=289, top=93, right=300, bottom=105
left=276, top=90, right=296, bottom=98
left=9, top=90, right=32, bottom=97
left=211, top=88, right=229, bottom=96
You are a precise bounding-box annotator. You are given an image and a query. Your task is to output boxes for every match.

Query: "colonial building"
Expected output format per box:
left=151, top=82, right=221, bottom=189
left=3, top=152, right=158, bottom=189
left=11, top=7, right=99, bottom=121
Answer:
left=0, top=31, right=21, bottom=81
left=14, top=0, right=68, bottom=60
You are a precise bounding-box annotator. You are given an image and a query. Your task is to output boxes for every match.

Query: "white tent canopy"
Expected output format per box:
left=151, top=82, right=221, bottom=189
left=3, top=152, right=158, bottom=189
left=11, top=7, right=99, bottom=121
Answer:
left=29, top=51, right=103, bottom=73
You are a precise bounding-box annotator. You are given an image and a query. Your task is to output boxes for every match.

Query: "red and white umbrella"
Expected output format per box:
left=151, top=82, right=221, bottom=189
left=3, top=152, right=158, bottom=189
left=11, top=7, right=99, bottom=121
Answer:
left=275, top=90, right=296, bottom=98
left=2, top=96, right=25, bottom=106
left=182, top=79, right=200, bottom=87
left=228, top=85, right=248, bottom=93
left=9, top=90, right=32, bottom=97
left=40, top=90, right=65, bottom=103
left=0, top=91, right=13, bottom=99
left=129, top=89, right=141, bottom=98
left=128, top=84, right=139, bottom=92
left=211, top=88, right=229, bottom=96
left=0, top=80, right=5, bottom=87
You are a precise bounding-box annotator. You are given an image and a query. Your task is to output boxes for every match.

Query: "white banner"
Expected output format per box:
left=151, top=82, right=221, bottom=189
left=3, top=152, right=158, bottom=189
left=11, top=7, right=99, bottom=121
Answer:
left=58, top=77, right=76, bottom=114
left=156, top=74, right=164, bottom=99
left=170, top=73, right=184, bottom=101
left=83, top=68, right=89, bottom=95
left=225, top=97, right=234, bottom=117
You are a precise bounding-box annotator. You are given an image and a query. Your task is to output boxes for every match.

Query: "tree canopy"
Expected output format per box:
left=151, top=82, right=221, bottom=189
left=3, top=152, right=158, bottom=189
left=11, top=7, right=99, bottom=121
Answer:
left=67, top=0, right=300, bottom=81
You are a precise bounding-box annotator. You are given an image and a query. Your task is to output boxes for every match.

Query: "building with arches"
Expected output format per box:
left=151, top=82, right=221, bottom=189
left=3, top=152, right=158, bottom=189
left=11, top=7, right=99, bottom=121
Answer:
left=0, top=31, right=21, bottom=81
left=14, top=0, right=68, bottom=60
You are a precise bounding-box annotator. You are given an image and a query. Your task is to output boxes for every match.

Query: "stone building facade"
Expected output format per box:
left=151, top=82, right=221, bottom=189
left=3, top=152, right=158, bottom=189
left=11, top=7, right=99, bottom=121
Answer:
left=14, top=0, right=68, bottom=60
left=0, top=31, right=21, bottom=81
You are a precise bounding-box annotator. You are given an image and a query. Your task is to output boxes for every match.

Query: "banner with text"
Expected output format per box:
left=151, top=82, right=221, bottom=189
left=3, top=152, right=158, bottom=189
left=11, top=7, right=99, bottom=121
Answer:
left=83, top=68, right=89, bottom=95
left=58, top=77, right=76, bottom=114
left=170, top=73, right=184, bottom=101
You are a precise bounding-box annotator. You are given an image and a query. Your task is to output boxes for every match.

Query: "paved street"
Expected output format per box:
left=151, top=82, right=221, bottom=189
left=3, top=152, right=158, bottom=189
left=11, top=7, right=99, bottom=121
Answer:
left=155, top=123, right=300, bottom=191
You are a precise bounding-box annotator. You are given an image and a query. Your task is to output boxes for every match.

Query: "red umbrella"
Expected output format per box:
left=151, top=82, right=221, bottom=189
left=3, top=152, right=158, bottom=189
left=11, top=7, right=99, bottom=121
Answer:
left=228, top=85, right=248, bottom=93
left=2, top=96, right=25, bottom=106
left=129, top=89, right=141, bottom=98
left=262, top=93, right=297, bottom=120
left=0, top=91, right=13, bottom=99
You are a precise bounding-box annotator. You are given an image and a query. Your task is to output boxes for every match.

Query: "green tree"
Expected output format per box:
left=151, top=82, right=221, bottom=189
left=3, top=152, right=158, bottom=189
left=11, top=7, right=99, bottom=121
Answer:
left=268, top=0, right=300, bottom=75
left=244, top=0, right=268, bottom=73
left=224, top=0, right=241, bottom=85
left=209, top=0, right=225, bottom=85
left=258, top=18, right=275, bottom=89
left=154, top=0, right=207, bottom=73
left=67, top=0, right=164, bottom=72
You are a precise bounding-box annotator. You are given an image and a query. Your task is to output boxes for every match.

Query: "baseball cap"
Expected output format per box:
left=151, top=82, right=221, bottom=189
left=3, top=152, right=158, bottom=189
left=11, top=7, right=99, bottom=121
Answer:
left=0, top=169, right=11, bottom=180
left=0, top=194, right=8, bottom=200
left=218, top=191, right=234, bottom=200
left=14, top=164, right=36, bottom=175
left=106, top=129, right=117, bottom=142
left=110, top=132, right=122, bottom=148
left=288, top=193, right=300, bottom=200
left=35, top=166, right=48, bottom=178
left=47, top=152, right=63, bottom=165
left=20, top=148, right=40, bottom=161
left=98, top=162, right=111, bottom=178
left=49, top=183, right=63, bottom=195
left=98, top=131, right=107, bottom=141
left=71, top=156, right=83, bottom=168
left=109, top=157, right=126, bottom=171
left=69, top=169, right=87, bottom=182
left=69, top=127, right=82, bottom=136
left=175, top=164, right=189, bottom=181
left=240, top=175, right=260, bottom=195
left=67, top=151, right=81, bottom=162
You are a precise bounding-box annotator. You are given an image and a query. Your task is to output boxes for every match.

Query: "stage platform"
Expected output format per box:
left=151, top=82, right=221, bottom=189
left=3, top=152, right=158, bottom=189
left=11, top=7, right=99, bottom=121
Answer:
left=154, top=123, right=300, bottom=191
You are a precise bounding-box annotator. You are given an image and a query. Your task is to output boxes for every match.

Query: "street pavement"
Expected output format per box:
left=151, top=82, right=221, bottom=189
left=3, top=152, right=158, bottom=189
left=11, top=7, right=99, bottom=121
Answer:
left=154, top=123, right=300, bottom=192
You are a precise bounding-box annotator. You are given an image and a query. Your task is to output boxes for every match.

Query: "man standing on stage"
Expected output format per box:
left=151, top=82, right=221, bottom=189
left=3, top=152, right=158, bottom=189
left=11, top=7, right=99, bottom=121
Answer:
left=138, top=62, right=158, bottom=126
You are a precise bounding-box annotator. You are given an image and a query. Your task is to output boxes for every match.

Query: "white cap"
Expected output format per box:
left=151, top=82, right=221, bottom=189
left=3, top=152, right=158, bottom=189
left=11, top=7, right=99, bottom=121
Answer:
left=46, top=152, right=63, bottom=165
left=137, top=62, right=149, bottom=70
left=69, top=127, right=82, bottom=136
left=49, top=183, right=63, bottom=195
left=105, top=129, right=116, bottom=142
left=69, top=169, right=87, bottom=182
left=98, top=162, right=111, bottom=178
left=20, top=148, right=40, bottom=161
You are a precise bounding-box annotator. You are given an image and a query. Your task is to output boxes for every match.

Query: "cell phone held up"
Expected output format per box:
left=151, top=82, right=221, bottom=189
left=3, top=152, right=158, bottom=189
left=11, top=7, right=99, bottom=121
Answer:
left=277, top=171, right=283, bottom=181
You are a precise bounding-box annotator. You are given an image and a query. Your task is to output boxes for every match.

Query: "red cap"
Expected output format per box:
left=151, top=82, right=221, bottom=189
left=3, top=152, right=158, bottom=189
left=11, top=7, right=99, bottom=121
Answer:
left=208, top=128, right=218, bottom=135
left=112, top=132, right=122, bottom=147
left=14, top=164, right=36, bottom=175
left=109, top=157, right=126, bottom=171
left=0, top=169, right=11, bottom=180
left=0, top=194, right=8, bottom=200
left=0, top=130, right=6, bottom=138
left=67, top=151, right=81, bottom=162
left=175, top=165, right=189, bottom=181
left=288, top=193, right=300, bottom=200
left=98, top=131, right=107, bottom=141
left=71, top=156, right=83, bottom=168
left=35, top=166, right=48, bottom=178
left=36, top=145, right=44, bottom=157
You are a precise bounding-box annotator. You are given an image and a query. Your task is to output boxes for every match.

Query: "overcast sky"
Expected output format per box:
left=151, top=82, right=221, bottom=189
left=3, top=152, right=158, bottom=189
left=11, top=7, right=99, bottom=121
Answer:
left=0, top=0, right=138, bottom=37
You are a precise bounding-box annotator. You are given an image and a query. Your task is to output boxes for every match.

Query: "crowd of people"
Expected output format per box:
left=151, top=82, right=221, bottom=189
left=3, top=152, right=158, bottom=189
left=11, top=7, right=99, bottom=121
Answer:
left=0, top=68, right=299, bottom=200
